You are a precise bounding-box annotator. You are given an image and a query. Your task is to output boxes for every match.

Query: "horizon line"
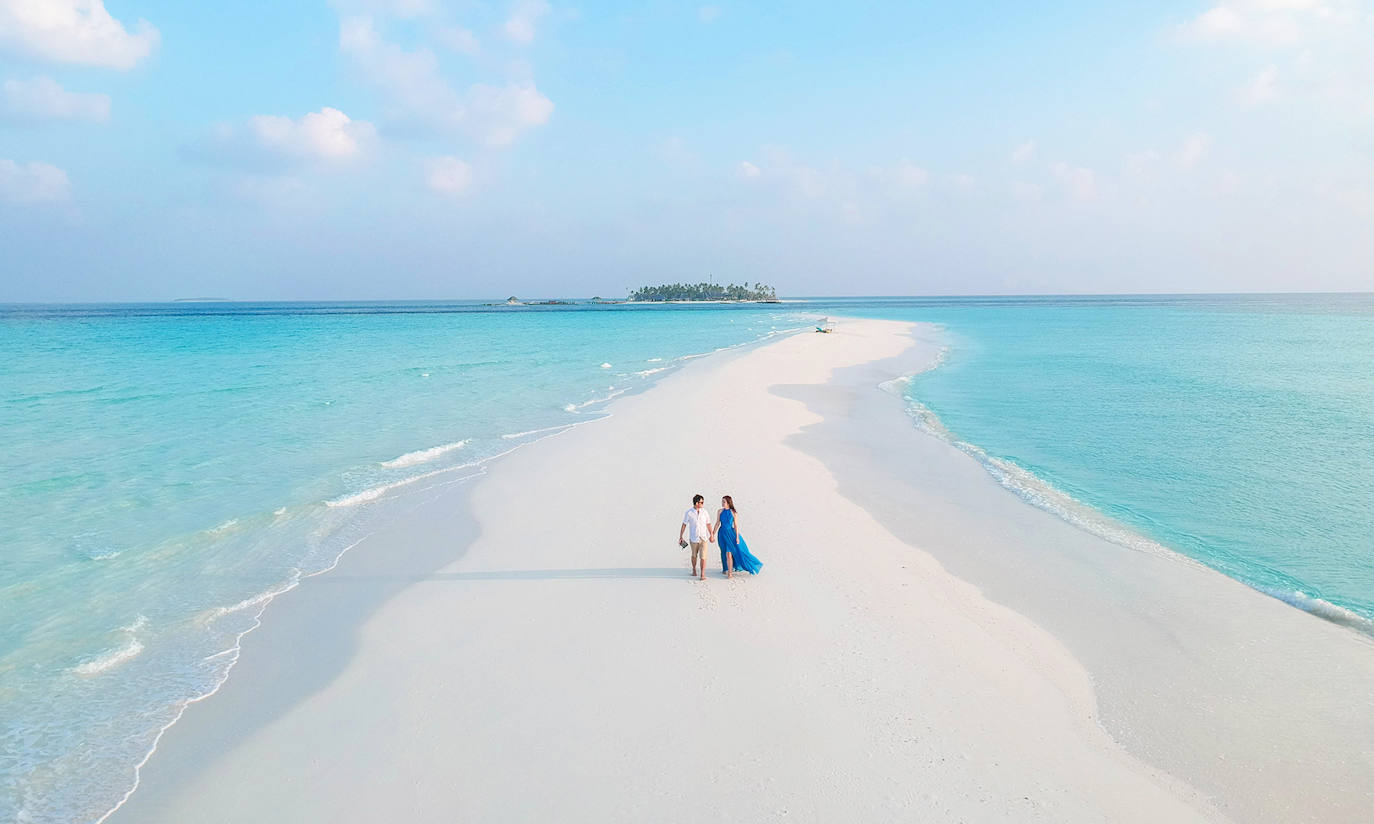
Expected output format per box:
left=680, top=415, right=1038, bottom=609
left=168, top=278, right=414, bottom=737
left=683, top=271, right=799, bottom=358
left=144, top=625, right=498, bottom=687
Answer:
left=3, top=289, right=1373, bottom=306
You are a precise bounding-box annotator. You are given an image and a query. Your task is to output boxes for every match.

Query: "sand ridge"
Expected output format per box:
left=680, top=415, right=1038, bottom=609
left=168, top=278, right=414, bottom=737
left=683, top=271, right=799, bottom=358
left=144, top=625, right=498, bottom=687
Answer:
left=111, top=319, right=1227, bottom=822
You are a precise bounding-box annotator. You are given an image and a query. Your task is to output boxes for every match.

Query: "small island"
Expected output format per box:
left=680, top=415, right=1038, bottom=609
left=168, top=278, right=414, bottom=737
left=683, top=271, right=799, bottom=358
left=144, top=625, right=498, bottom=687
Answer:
left=628, top=281, right=778, bottom=302
left=484, top=296, right=580, bottom=307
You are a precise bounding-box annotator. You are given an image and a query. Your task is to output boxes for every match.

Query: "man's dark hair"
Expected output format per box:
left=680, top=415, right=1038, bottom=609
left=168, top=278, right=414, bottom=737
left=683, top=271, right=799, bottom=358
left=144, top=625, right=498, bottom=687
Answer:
left=692, top=494, right=704, bottom=505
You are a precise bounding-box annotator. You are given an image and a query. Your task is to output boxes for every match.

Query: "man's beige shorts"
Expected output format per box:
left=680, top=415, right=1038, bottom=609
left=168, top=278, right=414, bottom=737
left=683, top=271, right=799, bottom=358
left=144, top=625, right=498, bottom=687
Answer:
left=689, top=540, right=707, bottom=559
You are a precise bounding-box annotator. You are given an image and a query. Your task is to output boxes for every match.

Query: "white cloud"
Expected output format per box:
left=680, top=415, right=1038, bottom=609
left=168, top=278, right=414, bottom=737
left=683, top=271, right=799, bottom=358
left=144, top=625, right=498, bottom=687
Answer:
left=698, top=5, right=722, bottom=23
left=424, top=155, right=473, bottom=194
left=891, top=159, right=929, bottom=188
left=384, top=0, right=432, bottom=15
left=1177, top=0, right=1354, bottom=46
left=1178, top=132, right=1211, bottom=167
left=190, top=107, right=375, bottom=170
left=1179, top=2, right=1373, bottom=114
left=340, top=17, right=453, bottom=117
left=0, top=0, right=158, bottom=70
left=329, top=0, right=433, bottom=18
left=465, top=81, right=554, bottom=147
left=437, top=25, right=480, bottom=55
left=0, top=157, right=69, bottom=202
left=249, top=107, right=375, bottom=162
left=338, top=14, right=377, bottom=51
left=1011, top=140, right=1036, bottom=164
left=503, top=0, right=550, bottom=45
left=1, top=76, right=109, bottom=122
left=1052, top=162, right=1097, bottom=200
left=949, top=172, right=976, bottom=192
left=341, top=17, right=553, bottom=147
left=739, top=149, right=839, bottom=199
left=1240, top=64, right=1280, bottom=105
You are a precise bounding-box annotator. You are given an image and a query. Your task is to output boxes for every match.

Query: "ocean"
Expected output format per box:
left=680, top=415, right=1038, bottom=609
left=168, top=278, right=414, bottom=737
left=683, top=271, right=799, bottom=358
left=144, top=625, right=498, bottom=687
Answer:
left=3, top=294, right=1372, bottom=822
left=870, top=294, right=1374, bottom=631
left=0, top=301, right=814, bottom=823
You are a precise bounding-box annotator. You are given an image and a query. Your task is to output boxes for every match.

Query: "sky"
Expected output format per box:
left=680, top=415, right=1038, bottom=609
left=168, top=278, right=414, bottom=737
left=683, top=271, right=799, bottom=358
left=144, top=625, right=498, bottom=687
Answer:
left=1, top=0, right=1372, bottom=301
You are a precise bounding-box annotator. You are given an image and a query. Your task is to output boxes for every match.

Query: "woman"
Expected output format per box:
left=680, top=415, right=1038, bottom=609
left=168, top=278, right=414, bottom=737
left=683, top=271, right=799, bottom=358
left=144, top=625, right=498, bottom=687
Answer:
left=716, top=495, right=763, bottom=577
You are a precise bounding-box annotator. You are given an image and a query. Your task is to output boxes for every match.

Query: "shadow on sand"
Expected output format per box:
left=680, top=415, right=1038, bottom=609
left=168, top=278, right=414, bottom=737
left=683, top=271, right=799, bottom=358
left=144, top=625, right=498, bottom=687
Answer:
left=316, top=567, right=690, bottom=583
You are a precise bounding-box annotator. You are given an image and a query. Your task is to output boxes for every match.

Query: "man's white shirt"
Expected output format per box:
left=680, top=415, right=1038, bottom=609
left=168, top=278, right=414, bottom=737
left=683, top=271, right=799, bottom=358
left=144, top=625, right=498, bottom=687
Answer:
left=682, top=507, right=713, bottom=542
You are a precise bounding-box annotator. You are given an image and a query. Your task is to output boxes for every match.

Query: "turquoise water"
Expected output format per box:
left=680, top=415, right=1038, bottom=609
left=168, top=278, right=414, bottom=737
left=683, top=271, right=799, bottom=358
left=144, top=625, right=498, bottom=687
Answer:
left=0, top=302, right=815, bottom=824
left=856, top=294, right=1374, bottom=630
left=4, top=295, right=1373, bottom=822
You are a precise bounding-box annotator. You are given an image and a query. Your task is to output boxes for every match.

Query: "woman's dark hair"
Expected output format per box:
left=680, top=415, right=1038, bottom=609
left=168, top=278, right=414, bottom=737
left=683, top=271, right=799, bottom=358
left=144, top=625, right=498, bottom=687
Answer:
left=692, top=494, right=704, bottom=505
left=722, top=495, right=736, bottom=513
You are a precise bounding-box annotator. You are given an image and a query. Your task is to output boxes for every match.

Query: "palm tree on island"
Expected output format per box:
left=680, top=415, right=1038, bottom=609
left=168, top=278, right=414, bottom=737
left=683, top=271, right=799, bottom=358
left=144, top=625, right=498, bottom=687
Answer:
left=628, top=281, right=778, bottom=302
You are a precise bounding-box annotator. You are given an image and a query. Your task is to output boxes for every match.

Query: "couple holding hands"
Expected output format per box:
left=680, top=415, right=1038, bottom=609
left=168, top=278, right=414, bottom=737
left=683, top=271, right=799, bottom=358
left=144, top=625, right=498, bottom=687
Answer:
left=678, top=494, right=763, bottom=581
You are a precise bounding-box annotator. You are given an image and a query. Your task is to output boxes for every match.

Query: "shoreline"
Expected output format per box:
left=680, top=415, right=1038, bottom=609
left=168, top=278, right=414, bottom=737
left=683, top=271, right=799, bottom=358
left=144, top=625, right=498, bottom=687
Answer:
left=777, top=324, right=1374, bottom=822
left=75, top=316, right=819, bottom=824
left=902, top=389, right=1374, bottom=638
left=108, top=319, right=1372, bottom=822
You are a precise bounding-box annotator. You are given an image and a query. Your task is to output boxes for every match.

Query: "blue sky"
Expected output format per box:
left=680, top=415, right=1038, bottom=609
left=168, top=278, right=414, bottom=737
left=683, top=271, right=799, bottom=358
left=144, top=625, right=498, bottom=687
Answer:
left=1, top=0, right=1371, bottom=300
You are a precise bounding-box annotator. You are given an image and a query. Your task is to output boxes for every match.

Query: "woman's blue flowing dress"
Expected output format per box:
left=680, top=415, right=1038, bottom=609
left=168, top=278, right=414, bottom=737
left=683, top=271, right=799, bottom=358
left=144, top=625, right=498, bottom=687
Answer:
left=717, top=509, right=762, bottom=574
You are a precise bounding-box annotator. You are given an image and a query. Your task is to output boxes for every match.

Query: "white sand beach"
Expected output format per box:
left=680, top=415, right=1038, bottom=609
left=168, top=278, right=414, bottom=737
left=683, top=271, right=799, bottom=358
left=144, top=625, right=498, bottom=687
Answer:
left=110, top=319, right=1374, bottom=823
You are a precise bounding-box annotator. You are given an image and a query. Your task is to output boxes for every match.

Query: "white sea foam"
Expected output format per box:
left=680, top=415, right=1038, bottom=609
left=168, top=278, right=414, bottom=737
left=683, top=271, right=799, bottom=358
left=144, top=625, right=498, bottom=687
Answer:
left=208, top=519, right=239, bottom=534
left=93, top=571, right=308, bottom=824
left=203, top=585, right=295, bottom=622
left=74, top=617, right=148, bottom=677
left=600, top=362, right=612, bottom=368
left=565, top=387, right=628, bottom=412
left=327, top=461, right=482, bottom=508
left=97, top=510, right=421, bottom=824
left=647, top=357, right=663, bottom=362
left=1257, top=588, right=1374, bottom=634
left=502, top=424, right=574, bottom=439
left=380, top=439, right=469, bottom=469
left=902, top=396, right=1202, bottom=569
left=877, top=376, right=910, bottom=396
left=327, top=473, right=434, bottom=507
left=635, top=367, right=668, bottom=377
left=73, top=638, right=145, bottom=676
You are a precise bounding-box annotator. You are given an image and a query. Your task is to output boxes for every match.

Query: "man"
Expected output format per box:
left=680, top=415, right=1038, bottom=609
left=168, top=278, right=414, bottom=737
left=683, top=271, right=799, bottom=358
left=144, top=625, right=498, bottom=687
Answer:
left=679, top=493, right=715, bottom=581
